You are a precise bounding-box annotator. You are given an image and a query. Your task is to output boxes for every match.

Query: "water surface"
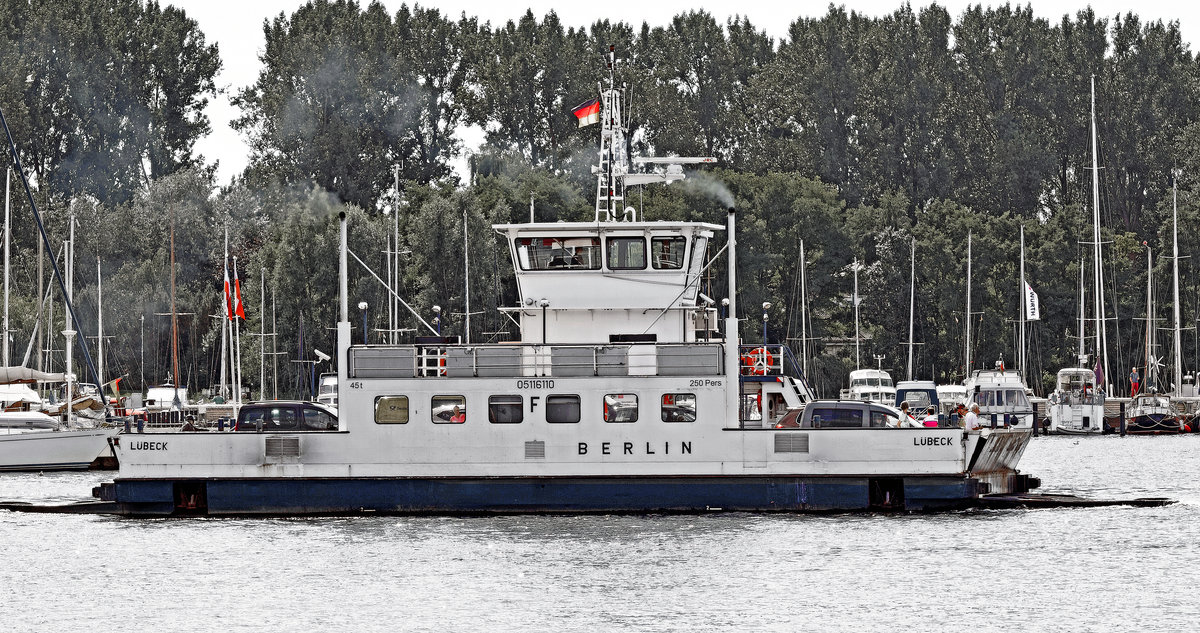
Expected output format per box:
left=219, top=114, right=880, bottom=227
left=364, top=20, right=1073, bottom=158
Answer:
left=1, top=435, right=1196, bottom=632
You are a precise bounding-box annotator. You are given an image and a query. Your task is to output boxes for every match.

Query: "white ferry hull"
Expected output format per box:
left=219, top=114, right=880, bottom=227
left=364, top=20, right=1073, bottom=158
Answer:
left=101, top=427, right=1032, bottom=515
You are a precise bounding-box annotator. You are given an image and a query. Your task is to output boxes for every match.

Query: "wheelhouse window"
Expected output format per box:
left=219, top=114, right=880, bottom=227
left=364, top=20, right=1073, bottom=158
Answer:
left=488, top=395, right=523, bottom=424
left=546, top=395, right=581, bottom=423
left=603, top=394, right=638, bottom=423
left=651, top=236, right=686, bottom=269
left=432, top=395, right=466, bottom=424
left=516, top=237, right=601, bottom=271
left=607, top=236, right=646, bottom=270
left=375, top=396, right=409, bottom=424
left=661, top=393, right=696, bottom=422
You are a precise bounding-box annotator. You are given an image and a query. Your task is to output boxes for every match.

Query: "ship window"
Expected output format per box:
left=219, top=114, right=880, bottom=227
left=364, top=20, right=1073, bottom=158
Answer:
left=432, top=395, right=466, bottom=424
left=488, top=395, right=523, bottom=424
left=603, top=393, right=638, bottom=423
left=607, top=237, right=646, bottom=270
left=661, top=393, right=696, bottom=422
left=516, top=237, right=601, bottom=271
left=546, top=395, right=581, bottom=423
left=651, top=236, right=686, bottom=269
left=374, top=396, right=409, bottom=424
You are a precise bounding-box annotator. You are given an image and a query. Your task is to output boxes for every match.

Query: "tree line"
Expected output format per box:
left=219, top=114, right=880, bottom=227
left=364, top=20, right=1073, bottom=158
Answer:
left=2, top=0, right=1200, bottom=398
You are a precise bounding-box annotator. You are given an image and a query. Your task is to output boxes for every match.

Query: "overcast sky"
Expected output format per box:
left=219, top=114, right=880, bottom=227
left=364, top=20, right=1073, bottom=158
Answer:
left=172, top=1, right=1200, bottom=186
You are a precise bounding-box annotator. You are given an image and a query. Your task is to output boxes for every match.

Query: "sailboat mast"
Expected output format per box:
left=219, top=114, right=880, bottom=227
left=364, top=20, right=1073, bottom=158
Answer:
left=170, top=208, right=180, bottom=394
left=1090, top=76, right=1111, bottom=393
left=260, top=266, right=266, bottom=400
left=907, top=237, right=915, bottom=381
left=1145, top=245, right=1153, bottom=387
left=464, top=208, right=471, bottom=344
left=1172, top=175, right=1182, bottom=392
left=3, top=167, right=9, bottom=366
left=965, top=232, right=972, bottom=378
left=97, top=256, right=103, bottom=388
left=854, top=258, right=860, bottom=370
left=800, top=239, right=809, bottom=378
left=1019, top=224, right=1026, bottom=381
left=1078, top=257, right=1085, bottom=364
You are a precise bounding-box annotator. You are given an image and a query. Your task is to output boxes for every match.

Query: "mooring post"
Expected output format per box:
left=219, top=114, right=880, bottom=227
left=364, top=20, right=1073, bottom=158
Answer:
left=1119, top=402, right=1126, bottom=437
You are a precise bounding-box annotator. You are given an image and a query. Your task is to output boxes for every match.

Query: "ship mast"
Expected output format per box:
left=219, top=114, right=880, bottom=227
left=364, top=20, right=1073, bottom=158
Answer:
left=592, top=45, right=713, bottom=221
left=1172, top=173, right=1182, bottom=393
left=1089, top=76, right=1111, bottom=393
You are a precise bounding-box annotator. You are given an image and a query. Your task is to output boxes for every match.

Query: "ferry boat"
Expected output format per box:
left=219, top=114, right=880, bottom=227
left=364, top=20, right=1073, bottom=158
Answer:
left=1047, top=366, right=1105, bottom=435
left=963, top=361, right=1035, bottom=429
left=96, top=53, right=1034, bottom=515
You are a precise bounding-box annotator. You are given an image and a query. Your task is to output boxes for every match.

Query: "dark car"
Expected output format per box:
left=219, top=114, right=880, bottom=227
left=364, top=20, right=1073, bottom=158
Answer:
left=774, top=400, right=904, bottom=429
left=234, top=401, right=339, bottom=432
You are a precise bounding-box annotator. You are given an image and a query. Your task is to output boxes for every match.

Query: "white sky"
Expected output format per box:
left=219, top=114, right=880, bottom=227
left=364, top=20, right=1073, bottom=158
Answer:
left=173, top=1, right=1200, bottom=186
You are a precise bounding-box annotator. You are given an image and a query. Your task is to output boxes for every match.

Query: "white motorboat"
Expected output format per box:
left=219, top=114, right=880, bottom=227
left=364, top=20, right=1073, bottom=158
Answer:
left=964, top=361, right=1035, bottom=429
left=1047, top=367, right=1105, bottom=434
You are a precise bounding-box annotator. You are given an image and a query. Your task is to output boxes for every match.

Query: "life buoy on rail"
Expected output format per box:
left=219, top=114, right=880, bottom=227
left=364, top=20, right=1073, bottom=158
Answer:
left=740, top=347, right=773, bottom=375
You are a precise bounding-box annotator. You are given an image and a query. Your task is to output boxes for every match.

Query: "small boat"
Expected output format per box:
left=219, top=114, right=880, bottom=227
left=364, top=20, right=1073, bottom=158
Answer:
left=844, top=368, right=896, bottom=405
left=0, top=366, right=116, bottom=471
left=316, top=372, right=337, bottom=409
left=1126, top=391, right=1181, bottom=434
left=1047, top=367, right=1105, bottom=435
left=964, top=360, right=1035, bottom=429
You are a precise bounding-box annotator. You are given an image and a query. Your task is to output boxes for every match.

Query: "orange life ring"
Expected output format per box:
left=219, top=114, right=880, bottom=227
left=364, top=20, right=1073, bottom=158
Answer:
left=740, top=347, right=773, bottom=375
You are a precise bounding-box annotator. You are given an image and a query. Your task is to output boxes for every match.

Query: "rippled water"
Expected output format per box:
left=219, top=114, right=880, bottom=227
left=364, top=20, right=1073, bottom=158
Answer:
left=2, top=435, right=1197, bottom=632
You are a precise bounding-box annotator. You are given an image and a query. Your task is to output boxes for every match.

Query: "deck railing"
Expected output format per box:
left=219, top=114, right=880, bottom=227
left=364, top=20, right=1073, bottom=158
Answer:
left=349, top=342, right=725, bottom=379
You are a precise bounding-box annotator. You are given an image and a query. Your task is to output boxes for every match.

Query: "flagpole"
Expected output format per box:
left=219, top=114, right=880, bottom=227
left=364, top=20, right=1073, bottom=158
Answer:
left=234, top=255, right=243, bottom=408
left=1019, top=224, right=1025, bottom=382
left=220, top=225, right=229, bottom=400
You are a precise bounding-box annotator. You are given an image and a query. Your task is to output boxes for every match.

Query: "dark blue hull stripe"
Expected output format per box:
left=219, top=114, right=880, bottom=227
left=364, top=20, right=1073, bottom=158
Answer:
left=112, top=476, right=980, bottom=515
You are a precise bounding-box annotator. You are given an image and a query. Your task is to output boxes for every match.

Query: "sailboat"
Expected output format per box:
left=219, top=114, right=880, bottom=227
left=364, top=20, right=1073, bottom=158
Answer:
left=1048, top=80, right=1108, bottom=435
left=0, top=166, right=116, bottom=470
left=1126, top=242, right=1182, bottom=434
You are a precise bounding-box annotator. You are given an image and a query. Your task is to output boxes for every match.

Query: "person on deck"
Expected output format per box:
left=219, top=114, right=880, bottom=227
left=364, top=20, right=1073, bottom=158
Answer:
left=922, top=407, right=939, bottom=427
left=1130, top=367, right=1140, bottom=397
left=963, top=403, right=983, bottom=431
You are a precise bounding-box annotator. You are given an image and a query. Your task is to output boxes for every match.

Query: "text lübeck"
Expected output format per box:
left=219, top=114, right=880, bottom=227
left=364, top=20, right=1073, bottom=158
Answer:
left=913, top=437, right=954, bottom=446
left=578, top=441, right=692, bottom=456
left=128, top=441, right=168, bottom=451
